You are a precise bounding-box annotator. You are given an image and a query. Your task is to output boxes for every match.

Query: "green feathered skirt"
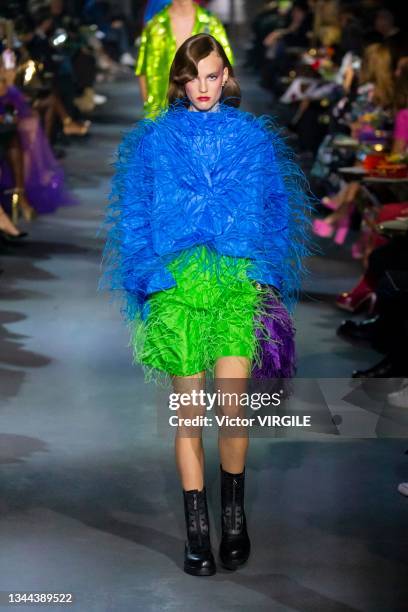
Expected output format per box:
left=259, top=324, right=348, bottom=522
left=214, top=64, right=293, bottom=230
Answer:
left=130, top=245, right=260, bottom=379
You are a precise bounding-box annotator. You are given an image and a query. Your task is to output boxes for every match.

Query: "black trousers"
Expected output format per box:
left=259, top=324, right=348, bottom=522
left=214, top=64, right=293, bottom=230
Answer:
left=375, top=268, right=408, bottom=366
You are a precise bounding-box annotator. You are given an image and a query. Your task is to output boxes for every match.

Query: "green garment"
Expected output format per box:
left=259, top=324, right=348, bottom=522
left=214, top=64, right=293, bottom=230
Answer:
left=132, top=246, right=259, bottom=379
left=135, top=5, right=234, bottom=118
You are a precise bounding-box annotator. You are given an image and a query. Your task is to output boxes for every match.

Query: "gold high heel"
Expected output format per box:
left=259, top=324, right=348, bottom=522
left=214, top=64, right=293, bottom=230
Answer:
left=6, top=188, right=37, bottom=223
left=21, top=203, right=38, bottom=222
left=11, top=192, right=19, bottom=225
left=63, top=116, right=91, bottom=136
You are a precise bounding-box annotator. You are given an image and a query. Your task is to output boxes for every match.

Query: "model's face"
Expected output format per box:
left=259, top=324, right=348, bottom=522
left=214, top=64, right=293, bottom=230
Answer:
left=185, top=51, right=228, bottom=112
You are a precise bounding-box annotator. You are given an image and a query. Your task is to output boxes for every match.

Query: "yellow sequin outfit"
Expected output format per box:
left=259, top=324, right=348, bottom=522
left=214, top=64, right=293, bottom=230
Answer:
left=135, top=5, right=233, bottom=118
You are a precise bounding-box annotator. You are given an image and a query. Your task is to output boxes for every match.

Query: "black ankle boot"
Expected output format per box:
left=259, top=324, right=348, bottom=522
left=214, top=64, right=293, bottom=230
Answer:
left=183, top=487, right=216, bottom=576
left=219, top=465, right=251, bottom=570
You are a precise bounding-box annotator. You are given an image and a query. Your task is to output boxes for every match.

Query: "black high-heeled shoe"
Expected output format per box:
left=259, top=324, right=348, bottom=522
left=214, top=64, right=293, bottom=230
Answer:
left=0, top=229, right=28, bottom=241
left=352, top=355, right=407, bottom=378
left=337, top=316, right=381, bottom=343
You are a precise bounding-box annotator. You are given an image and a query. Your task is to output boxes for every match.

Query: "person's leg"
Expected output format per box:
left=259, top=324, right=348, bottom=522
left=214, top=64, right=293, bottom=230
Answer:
left=6, top=134, right=36, bottom=221
left=336, top=238, right=408, bottom=313
left=215, top=356, right=250, bottom=474
left=173, top=370, right=206, bottom=491
left=50, top=92, right=91, bottom=136
left=7, top=134, right=25, bottom=192
left=352, top=273, right=408, bottom=377
left=215, top=355, right=251, bottom=570
left=172, top=369, right=216, bottom=576
left=368, top=237, right=408, bottom=279
left=325, top=181, right=360, bottom=224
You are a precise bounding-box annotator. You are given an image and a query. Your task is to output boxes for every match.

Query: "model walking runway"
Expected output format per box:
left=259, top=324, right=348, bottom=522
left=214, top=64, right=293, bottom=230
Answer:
left=1, top=62, right=407, bottom=612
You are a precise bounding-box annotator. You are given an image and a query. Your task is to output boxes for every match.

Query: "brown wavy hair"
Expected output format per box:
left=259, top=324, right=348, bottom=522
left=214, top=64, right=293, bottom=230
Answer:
left=168, top=33, right=240, bottom=107
left=360, top=43, right=394, bottom=109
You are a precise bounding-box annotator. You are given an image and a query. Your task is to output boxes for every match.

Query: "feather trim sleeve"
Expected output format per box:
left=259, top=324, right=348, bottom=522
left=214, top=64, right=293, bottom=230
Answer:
left=245, top=115, right=314, bottom=312
left=99, top=119, right=176, bottom=323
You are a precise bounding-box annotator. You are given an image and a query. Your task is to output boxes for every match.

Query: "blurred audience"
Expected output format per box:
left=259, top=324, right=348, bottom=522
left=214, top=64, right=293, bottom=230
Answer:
left=1, top=0, right=408, bottom=388
left=0, top=0, right=137, bottom=249
left=245, top=1, right=407, bottom=381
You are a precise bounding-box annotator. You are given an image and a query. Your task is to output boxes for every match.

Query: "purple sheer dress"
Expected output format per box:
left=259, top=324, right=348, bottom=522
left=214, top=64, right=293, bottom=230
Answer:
left=0, top=85, right=78, bottom=213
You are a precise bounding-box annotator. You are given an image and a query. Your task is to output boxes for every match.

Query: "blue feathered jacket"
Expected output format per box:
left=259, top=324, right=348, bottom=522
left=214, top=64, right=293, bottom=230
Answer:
left=100, top=103, right=312, bottom=321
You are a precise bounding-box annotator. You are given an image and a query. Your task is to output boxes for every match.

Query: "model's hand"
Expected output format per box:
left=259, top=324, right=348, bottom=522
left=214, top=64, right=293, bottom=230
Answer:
left=263, top=29, right=284, bottom=46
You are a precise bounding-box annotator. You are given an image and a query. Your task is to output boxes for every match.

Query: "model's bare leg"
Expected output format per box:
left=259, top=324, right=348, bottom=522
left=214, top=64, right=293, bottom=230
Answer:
left=215, top=356, right=250, bottom=474
left=173, top=370, right=206, bottom=491
left=215, top=355, right=251, bottom=569
left=173, top=369, right=216, bottom=576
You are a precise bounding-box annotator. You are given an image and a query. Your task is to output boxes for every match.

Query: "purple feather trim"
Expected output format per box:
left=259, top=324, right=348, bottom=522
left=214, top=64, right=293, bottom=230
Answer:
left=252, top=294, right=296, bottom=379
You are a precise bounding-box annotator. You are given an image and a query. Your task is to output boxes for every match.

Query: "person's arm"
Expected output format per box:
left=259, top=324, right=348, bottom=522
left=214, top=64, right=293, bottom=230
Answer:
left=135, top=26, right=149, bottom=103
left=100, top=124, right=176, bottom=322
left=138, top=75, right=148, bottom=103
left=246, top=123, right=314, bottom=308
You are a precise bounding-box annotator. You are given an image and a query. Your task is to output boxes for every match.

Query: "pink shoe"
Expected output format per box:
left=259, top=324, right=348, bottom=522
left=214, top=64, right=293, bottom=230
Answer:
left=334, top=216, right=350, bottom=245
left=334, top=202, right=355, bottom=245
left=321, top=197, right=339, bottom=211
left=336, top=290, right=377, bottom=314
left=351, top=241, right=364, bottom=259
left=314, top=202, right=354, bottom=243
left=313, top=218, right=334, bottom=238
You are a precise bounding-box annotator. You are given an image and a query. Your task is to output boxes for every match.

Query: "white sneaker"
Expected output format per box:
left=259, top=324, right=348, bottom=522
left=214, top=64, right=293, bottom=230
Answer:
left=397, top=482, right=408, bottom=496
left=120, top=52, right=135, bottom=67
left=93, top=93, right=107, bottom=105
left=387, top=379, right=408, bottom=408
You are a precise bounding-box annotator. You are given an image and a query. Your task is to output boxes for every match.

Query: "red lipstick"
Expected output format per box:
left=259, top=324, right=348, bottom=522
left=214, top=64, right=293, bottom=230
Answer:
left=197, top=96, right=210, bottom=102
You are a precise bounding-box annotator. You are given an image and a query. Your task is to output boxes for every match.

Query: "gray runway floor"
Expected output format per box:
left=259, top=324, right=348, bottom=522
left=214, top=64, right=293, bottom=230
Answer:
left=0, top=73, right=407, bottom=612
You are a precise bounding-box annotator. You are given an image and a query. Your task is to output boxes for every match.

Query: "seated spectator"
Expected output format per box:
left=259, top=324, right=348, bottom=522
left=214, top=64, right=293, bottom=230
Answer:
left=261, top=1, right=313, bottom=93
left=332, top=57, right=408, bottom=310
left=246, top=1, right=291, bottom=71
left=337, top=239, right=408, bottom=377
left=313, top=43, right=395, bottom=244
left=81, top=0, right=135, bottom=67
left=311, top=0, right=340, bottom=48
left=14, top=14, right=91, bottom=137
left=392, top=58, right=408, bottom=154
left=373, top=7, right=408, bottom=68
left=0, top=71, right=78, bottom=217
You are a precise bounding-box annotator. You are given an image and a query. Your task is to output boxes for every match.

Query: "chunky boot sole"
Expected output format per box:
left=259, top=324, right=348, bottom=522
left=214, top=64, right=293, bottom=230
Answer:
left=219, top=466, right=251, bottom=571
left=219, top=542, right=251, bottom=571
left=219, top=555, right=248, bottom=571
left=183, top=488, right=216, bottom=577
left=184, top=563, right=216, bottom=576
